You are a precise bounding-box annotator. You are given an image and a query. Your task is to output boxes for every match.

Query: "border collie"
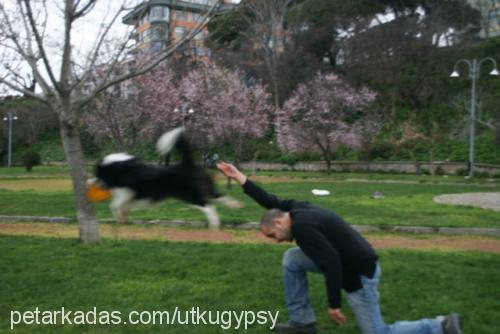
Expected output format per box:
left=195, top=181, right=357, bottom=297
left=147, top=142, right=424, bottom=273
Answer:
left=87, top=127, right=241, bottom=229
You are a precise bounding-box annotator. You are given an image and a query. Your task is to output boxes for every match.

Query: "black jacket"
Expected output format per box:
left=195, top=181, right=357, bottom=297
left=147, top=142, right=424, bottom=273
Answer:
left=243, top=180, right=378, bottom=309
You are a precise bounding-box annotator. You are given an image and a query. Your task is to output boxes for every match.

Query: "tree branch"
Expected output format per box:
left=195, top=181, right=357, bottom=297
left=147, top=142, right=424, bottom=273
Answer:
left=70, top=2, right=132, bottom=92
left=72, top=0, right=97, bottom=19
left=76, top=0, right=224, bottom=107
left=0, top=76, right=48, bottom=101
left=0, top=3, right=52, bottom=94
left=21, top=0, right=61, bottom=91
left=476, top=118, right=497, bottom=130
left=59, top=0, right=74, bottom=92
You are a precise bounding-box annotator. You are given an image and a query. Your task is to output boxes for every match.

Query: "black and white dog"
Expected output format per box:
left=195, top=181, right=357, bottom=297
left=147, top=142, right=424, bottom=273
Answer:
left=88, top=127, right=241, bottom=229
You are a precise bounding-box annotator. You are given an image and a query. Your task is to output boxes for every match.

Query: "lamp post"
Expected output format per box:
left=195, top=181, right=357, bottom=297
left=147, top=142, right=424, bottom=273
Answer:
left=174, top=105, right=194, bottom=127
left=450, top=57, right=499, bottom=178
left=2, top=112, right=18, bottom=167
left=166, top=106, right=194, bottom=166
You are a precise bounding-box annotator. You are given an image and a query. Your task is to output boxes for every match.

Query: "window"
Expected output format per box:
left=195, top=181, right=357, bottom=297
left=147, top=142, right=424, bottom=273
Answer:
left=152, top=41, right=165, bottom=52
left=188, top=0, right=217, bottom=5
left=139, top=12, right=149, bottom=25
left=150, top=6, right=169, bottom=21
left=150, top=26, right=165, bottom=40
left=192, top=13, right=202, bottom=22
left=192, top=46, right=207, bottom=56
left=194, top=31, right=204, bottom=40
left=174, top=26, right=188, bottom=39
left=175, top=10, right=189, bottom=21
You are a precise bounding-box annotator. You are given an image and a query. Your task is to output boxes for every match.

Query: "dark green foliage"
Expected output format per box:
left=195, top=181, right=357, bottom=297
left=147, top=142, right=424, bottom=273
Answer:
left=279, top=153, right=299, bottom=167
left=435, top=166, right=445, bottom=176
left=207, top=4, right=248, bottom=48
left=21, top=151, right=41, bottom=172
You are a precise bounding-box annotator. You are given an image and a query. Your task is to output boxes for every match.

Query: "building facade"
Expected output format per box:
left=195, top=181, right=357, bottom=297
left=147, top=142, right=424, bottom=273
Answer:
left=122, top=0, right=236, bottom=59
left=468, top=0, right=500, bottom=38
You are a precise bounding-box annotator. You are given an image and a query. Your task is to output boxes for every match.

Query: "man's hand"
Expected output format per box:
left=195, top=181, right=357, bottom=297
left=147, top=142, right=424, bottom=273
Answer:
left=216, top=162, right=247, bottom=185
left=328, top=308, right=347, bottom=326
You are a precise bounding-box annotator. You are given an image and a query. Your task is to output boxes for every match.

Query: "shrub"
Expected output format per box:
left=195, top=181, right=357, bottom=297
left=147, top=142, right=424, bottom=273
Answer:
left=417, top=168, right=431, bottom=175
left=279, top=153, right=299, bottom=167
left=474, top=171, right=490, bottom=178
left=435, top=166, right=445, bottom=176
left=369, top=142, right=394, bottom=160
left=22, top=151, right=41, bottom=172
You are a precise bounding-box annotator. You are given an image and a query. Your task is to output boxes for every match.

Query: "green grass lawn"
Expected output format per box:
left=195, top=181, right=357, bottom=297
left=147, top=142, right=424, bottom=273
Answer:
left=1, top=235, right=499, bottom=333
left=252, top=170, right=500, bottom=184
left=0, top=170, right=499, bottom=228
left=2, top=165, right=498, bottom=183
left=0, top=166, right=71, bottom=177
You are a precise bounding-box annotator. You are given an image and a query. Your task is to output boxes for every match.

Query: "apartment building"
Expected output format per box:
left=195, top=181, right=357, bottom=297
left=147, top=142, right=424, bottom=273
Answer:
left=122, top=0, right=236, bottom=59
left=468, top=0, right=500, bottom=38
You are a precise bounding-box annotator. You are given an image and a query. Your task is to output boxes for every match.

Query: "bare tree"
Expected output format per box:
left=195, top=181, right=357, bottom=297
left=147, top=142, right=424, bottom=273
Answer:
left=240, top=0, right=293, bottom=111
left=0, top=0, right=224, bottom=244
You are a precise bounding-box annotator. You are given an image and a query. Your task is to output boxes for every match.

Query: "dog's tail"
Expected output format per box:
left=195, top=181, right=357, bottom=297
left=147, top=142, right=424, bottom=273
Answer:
left=156, top=127, right=194, bottom=166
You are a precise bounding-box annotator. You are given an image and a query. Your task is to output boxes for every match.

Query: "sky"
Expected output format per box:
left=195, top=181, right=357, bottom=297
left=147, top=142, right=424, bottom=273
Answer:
left=0, top=0, right=141, bottom=95
left=1, top=0, right=232, bottom=96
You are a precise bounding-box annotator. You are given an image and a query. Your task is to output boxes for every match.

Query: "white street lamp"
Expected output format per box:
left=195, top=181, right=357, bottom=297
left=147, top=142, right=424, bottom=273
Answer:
left=2, top=112, right=18, bottom=167
left=174, top=105, right=194, bottom=127
left=450, top=57, right=498, bottom=178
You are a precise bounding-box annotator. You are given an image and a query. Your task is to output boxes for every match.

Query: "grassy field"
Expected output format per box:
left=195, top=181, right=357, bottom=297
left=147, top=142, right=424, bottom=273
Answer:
left=0, top=168, right=499, bottom=228
left=1, top=235, right=499, bottom=333
left=1, top=165, right=499, bottom=182
left=0, top=166, right=70, bottom=177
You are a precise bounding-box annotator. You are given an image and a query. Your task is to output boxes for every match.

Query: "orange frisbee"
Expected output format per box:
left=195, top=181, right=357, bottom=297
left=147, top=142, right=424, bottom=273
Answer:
left=87, top=184, right=112, bottom=202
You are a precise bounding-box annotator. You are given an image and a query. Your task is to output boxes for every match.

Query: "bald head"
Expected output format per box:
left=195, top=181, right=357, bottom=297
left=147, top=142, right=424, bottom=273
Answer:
left=260, top=209, right=293, bottom=243
left=260, top=209, right=286, bottom=227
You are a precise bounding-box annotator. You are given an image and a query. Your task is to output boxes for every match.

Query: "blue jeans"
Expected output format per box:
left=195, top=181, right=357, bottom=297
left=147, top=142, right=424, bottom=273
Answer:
left=282, top=247, right=444, bottom=334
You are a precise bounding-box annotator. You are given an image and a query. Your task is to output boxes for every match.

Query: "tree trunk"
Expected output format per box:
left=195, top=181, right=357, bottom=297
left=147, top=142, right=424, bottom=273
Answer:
left=60, top=119, right=100, bottom=244
left=318, top=148, right=332, bottom=174
left=316, top=140, right=332, bottom=174
left=325, top=157, right=332, bottom=174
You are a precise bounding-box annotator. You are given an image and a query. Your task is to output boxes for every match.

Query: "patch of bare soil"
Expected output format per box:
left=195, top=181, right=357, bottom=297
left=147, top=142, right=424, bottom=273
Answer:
left=434, top=192, right=500, bottom=212
left=2, top=223, right=500, bottom=253
left=367, top=235, right=500, bottom=253
left=0, top=179, right=72, bottom=191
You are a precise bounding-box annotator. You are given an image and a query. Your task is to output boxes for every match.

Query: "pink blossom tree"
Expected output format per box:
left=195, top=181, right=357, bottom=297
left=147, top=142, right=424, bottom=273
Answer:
left=84, top=82, right=146, bottom=152
left=87, top=61, right=273, bottom=167
left=279, top=72, right=378, bottom=172
left=184, top=62, right=272, bottom=164
left=136, top=67, right=184, bottom=139
left=144, top=61, right=273, bottom=164
left=84, top=66, right=184, bottom=152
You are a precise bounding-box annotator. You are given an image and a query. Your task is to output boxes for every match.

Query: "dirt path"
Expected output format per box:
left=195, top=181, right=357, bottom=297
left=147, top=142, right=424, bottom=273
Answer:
left=434, top=192, right=500, bottom=211
left=1, top=223, right=500, bottom=253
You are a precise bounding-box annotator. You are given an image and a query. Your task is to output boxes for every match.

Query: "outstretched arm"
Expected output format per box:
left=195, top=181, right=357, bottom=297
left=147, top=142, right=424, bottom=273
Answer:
left=217, top=162, right=247, bottom=185
left=217, top=162, right=298, bottom=211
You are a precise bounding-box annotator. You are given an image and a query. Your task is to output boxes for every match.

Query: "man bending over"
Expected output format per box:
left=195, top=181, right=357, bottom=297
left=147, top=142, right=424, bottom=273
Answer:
left=217, top=162, right=462, bottom=334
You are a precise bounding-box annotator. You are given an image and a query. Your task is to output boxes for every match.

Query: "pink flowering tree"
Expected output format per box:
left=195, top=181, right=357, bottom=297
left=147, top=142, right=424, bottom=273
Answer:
left=279, top=72, right=378, bottom=172
left=86, top=62, right=273, bottom=167
left=144, top=61, right=273, bottom=164
left=84, top=83, right=146, bottom=152
left=137, top=67, right=184, bottom=139
left=84, top=66, right=183, bottom=152
left=182, top=62, right=272, bottom=164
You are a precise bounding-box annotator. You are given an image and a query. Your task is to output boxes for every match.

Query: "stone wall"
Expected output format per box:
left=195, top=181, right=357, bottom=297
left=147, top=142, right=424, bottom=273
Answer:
left=240, top=161, right=500, bottom=176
